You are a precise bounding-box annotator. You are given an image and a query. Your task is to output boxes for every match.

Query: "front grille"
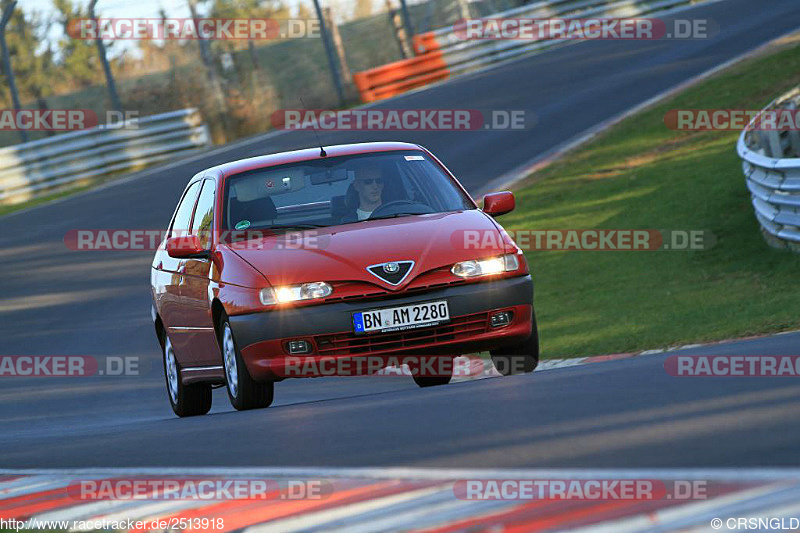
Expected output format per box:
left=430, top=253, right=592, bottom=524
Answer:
left=324, top=277, right=467, bottom=305
left=367, top=261, right=413, bottom=285
left=314, top=312, right=489, bottom=356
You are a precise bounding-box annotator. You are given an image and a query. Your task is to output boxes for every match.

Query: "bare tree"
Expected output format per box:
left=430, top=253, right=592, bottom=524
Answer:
left=0, top=0, right=26, bottom=142
left=188, top=0, right=232, bottom=136
left=88, top=0, right=122, bottom=111
left=310, top=0, right=345, bottom=106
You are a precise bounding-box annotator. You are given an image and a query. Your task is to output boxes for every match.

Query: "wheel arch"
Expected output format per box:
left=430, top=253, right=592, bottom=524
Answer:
left=154, top=313, right=166, bottom=350
left=211, top=298, right=227, bottom=342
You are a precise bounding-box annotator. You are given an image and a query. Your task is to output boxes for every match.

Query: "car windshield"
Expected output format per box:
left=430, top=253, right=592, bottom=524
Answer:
left=222, top=150, right=474, bottom=231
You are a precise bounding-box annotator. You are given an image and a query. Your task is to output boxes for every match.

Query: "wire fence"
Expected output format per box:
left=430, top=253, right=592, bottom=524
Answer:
left=1, top=0, right=521, bottom=148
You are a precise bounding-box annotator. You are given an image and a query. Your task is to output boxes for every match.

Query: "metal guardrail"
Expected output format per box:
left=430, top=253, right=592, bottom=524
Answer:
left=0, top=108, right=212, bottom=205
left=415, top=0, right=699, bottom=75
left=354, top=0, right=708, bottom=102
left=738, top=88, right=800, bottom=249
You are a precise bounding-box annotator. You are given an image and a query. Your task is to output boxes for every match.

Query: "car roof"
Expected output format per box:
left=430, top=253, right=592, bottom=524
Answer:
left=199, top=141, right=424, bottom=181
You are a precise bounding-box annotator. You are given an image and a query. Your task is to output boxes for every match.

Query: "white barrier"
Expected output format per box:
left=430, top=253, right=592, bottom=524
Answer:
left=737, top=88, right=800, bottom=248
left=0, top=108, right=211, bottom=205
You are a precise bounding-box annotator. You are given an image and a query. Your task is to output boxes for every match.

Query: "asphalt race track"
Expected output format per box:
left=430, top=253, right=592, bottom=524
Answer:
left=1, top=0, right=800, bottom=469
left=3, top=335, right=800, bottom=468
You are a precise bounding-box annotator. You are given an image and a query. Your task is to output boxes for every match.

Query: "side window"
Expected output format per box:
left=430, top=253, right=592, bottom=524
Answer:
left=191, top=180, right=216, bottom=249
left=170, top=181, right=202, bottom=238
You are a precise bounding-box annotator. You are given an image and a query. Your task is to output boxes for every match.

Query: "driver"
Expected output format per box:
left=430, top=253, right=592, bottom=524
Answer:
left=352, top=165, right=385, bottom=220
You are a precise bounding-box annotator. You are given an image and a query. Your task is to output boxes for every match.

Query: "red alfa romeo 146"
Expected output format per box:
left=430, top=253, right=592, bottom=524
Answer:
left=151, top=142, right=538, bottom=417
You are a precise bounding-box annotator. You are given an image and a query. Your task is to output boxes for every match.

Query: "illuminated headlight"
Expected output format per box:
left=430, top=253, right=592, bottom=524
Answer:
left=260, top=282, right=332, bottom=305
left=451, top=254, right=519, bottom=278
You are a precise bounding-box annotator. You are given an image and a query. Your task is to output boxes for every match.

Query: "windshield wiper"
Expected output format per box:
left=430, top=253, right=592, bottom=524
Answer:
left=367, top=212, right=427, bottom=221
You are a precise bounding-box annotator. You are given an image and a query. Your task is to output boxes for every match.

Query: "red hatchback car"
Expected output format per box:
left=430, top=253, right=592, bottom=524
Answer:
left=151, top=142, right=538, bottom=417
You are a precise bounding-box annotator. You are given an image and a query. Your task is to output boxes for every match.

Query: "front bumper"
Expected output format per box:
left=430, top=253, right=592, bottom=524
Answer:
left=230, top=274, right=534, bottom=380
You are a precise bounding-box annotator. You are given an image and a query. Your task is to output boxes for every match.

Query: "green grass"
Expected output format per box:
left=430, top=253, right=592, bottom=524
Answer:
left=501, top=40, right=800, bottom=358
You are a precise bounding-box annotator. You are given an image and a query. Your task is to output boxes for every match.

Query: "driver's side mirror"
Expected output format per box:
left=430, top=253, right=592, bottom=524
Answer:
left=482, top=191, right=515, bottom=217
left=166, top=235, right=208, bottom=259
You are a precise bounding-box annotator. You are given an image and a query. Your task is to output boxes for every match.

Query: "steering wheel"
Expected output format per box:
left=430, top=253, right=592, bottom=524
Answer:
left=369, top=200, right=431, bottom=219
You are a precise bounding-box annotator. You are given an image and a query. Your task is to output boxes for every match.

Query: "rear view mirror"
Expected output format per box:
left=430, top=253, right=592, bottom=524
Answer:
left=310, top=168, right=349, bottom=185
left=482, top=191, right=515, bottom=216
left=166, top=235, right=208, bottom=258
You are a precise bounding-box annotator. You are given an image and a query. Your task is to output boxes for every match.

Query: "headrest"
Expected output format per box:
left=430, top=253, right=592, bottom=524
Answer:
left=231, top=179, right=263, bottom=202
left=230, top=195, right=277, bottom=224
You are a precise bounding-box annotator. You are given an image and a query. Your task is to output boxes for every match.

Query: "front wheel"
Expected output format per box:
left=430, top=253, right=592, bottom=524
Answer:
left=220, top=319, right=274, bottom=410
left=490, top=315, right=540, bottom=376
left=411, top=355, right=453, bottom=387
left=413, top=375, right=452, bottom=387
left=162, top=334, right=212, bottom=417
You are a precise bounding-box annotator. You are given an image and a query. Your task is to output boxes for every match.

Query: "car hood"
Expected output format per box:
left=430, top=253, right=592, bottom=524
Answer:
left=224, top=210, right=509, bottom=290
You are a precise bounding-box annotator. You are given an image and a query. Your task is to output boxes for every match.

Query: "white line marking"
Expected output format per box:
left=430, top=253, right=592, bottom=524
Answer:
left=318, top=495, right=513, bottom=533
left=245, top=483, right=451, bottom=533
left=0, top=475, right=79, bottom=500
left=571, top=482, right=798, bottom=532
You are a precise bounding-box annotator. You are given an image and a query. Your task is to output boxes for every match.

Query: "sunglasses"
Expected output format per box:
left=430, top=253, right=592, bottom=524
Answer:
left=358, top=178, right=384, bottom=185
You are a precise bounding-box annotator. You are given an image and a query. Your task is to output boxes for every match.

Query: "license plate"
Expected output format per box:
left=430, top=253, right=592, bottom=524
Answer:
left=353, top=300, right=449, bottom=335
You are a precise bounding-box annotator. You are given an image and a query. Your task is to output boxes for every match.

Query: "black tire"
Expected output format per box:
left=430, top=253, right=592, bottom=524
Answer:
left=413, top=375, right=452, bottom=387
left=162, top=332, right=212, bottom=417
left=411, top=355, right=453, bottom=387
left=219, top=318, right=274, bottom=410
left=490, top=314, right=540, bottom=376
